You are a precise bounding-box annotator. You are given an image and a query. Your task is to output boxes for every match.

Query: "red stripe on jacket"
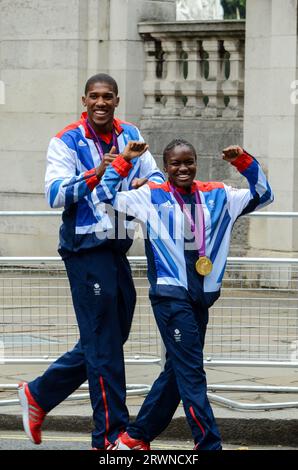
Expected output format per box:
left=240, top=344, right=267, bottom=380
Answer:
left=56, top=120, right=82, bottom=139
left=231, top=151, right=254, bottom=173
left=55, top=113, right=125, bottom=142
left=84, top=168, right=99, bottom=191
left=147, top=180, right=224, bottom=193
left=112, top=156, right=133, bottom=177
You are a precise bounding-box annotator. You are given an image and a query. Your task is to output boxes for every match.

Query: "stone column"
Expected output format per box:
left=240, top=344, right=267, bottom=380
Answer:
left=159, top=38, right=182, bottom=116
left=143, top=40, right=160, bottom=117
left=180, top=38, right=204, bottom=117
left=107, top=0, right=176, bottom=124
left=0, top=0, right=91, bottom=255
left=222, top=38, right=244, bottom=117
left=201, top=38, right=225, bottom=117
left=244, top=0, right=298, bottom=255
left=0, top=0, right=175, bottom=256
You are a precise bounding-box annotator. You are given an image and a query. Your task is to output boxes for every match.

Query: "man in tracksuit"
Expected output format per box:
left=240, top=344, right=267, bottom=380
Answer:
left=95, top=138, right=274, bottom=450
left=17, top=74, right=164, bottom=450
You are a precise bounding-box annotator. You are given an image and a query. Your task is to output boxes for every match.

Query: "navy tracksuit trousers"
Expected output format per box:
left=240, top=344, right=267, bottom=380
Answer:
left=127, top=296, right=222, bottom=450
left=28, top=249, right=136, bottom=449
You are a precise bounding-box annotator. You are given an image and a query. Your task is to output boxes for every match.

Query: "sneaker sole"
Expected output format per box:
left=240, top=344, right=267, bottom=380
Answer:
left=114, top=440, right=149, bottom=451
left=18, top=385, right=41, bottom=445
left=114, top=440, right=132, bottom=450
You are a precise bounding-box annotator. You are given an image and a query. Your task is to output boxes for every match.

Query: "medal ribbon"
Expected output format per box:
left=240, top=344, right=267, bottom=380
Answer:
left=86, top=119, right=119, bottom=159
left=169, top=184, right=206, bottom=258
left=62, top=120, right=119, bottom=188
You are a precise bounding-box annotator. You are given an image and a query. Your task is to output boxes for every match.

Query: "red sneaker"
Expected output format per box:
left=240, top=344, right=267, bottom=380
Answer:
left=18, top=382, right=46, bottom=445
left=112, top=431, right=150, bottom=450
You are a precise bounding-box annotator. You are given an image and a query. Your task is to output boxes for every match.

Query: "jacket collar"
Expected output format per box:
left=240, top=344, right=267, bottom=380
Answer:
left=166, top=180, right=197, bottom=194
left=80, top=112, right=123, bottom=143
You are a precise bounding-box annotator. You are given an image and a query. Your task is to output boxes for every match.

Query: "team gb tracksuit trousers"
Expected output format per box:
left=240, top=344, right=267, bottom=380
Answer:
left=28, top=248, right=136, bottom=449
left=127, top=296, right=222, bottom=450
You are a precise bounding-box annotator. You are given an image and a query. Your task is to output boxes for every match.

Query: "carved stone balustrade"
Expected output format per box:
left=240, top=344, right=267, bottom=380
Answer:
left=138, top=21, right=245, bottom=119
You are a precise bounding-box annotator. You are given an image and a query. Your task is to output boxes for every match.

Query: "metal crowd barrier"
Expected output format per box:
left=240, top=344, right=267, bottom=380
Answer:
left=0, top=257, right=159, bottom=404
left=0, top=211, right=298, bottom=410
left=0, top=257, right=160, bottom=364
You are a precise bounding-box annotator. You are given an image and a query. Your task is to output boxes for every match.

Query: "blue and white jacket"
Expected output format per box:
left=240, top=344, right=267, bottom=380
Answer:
left=45, top=112, right=164, bottom=256
left=97, top=151, right=274, bottom=306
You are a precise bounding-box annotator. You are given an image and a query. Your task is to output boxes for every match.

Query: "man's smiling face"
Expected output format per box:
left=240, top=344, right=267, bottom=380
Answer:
left=82, top=81, right=119, bottom=133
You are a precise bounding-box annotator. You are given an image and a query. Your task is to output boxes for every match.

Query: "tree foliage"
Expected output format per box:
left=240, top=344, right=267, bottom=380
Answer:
left=221, top=0, right=246, bottom=19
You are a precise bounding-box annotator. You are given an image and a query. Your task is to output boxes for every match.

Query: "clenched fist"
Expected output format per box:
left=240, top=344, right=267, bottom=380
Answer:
left=222, top=145, right=243, bottom=162
left=95, top=145, right=118, bottom=179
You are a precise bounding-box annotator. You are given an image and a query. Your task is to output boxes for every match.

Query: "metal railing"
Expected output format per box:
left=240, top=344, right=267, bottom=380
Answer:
left=0, top=255, right=161, bottom=403
left=0, top=258, right=161, bottom=363
left=0, top=211, right=298, bottom=410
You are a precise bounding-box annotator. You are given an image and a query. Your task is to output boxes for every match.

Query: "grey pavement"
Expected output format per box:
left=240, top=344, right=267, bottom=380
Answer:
left=0, top=431, right=296, bottom=450
left=1, top=267, right=298, bottom=448
left=1, top=361, right=298, bottom=447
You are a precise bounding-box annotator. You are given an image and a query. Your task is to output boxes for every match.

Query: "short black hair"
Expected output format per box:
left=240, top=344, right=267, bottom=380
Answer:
left=84, top=73, right=118, bottom=96
left=163, top=138, right=197, bottom=166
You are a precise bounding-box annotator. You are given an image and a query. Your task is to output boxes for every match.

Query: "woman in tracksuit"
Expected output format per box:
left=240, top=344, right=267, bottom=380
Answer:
left=95, top=138, right=274, bottom=450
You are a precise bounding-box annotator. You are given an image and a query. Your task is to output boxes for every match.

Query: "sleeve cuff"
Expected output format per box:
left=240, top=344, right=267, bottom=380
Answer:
left=230, top=150, right=254, bottom=173
left=112, top=156, right=133, bottom=177
left=84, top=169, right=99, bottom=191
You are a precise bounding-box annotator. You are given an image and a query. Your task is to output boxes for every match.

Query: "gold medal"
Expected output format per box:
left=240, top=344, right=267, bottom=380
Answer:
left=195, top=256, right=213, bottom=276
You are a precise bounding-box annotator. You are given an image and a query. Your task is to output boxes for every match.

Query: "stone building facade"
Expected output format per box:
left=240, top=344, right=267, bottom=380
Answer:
left=0, top=0, right=297, bottom=257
